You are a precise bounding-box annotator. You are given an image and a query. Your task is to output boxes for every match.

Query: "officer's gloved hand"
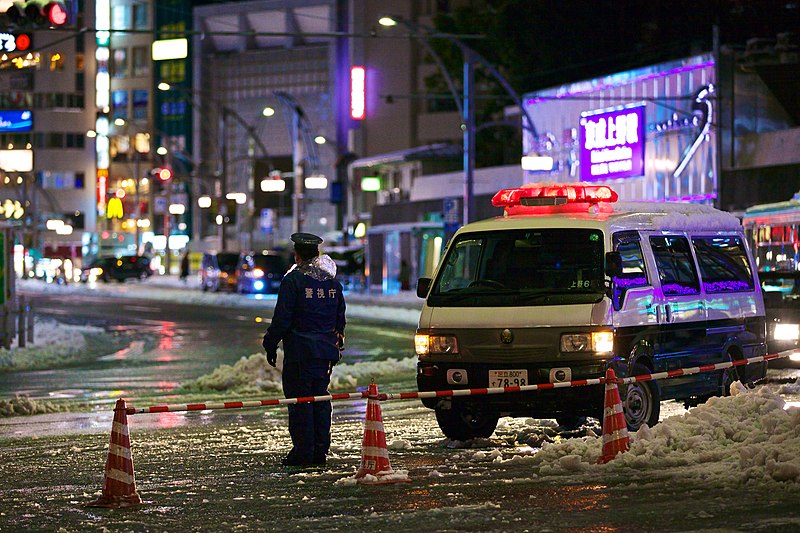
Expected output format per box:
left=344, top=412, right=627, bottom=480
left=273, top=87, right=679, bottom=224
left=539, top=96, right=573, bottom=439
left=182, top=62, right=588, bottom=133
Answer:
left=266, top=348, right=277, bottom=368
left=262, top=336, right=277, bottom=367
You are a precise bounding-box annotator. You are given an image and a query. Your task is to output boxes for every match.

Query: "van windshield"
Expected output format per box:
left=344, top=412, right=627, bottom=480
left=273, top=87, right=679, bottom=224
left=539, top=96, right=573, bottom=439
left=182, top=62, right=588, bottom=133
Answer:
left=428, top=229, right=606, bottom=307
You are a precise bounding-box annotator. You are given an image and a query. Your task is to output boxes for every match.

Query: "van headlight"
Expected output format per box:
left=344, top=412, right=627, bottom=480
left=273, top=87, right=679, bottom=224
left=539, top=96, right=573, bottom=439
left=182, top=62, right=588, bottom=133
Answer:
left=773, top=323, right=800, bottom=341
left=560, top=331, right=614, bottom=354
left=415, top=334, right=459, bottom=355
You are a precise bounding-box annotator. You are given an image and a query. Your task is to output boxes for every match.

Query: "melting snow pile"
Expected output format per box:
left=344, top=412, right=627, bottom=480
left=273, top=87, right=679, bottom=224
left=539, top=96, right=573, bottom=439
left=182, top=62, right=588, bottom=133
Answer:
left=514, top=382, right=800, bottom=486
left=181, top=351, right=418, bottom=393
left=180, top=353, right=283, bottom=393
left=0, top=395, right=68, bottom=417
left=0, top=318, right=104, bottom=370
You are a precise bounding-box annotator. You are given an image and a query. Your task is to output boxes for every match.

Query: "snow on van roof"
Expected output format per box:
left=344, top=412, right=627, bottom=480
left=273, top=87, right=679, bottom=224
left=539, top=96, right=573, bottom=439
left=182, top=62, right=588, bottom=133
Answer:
left=611, top=201, right=743, bottom=231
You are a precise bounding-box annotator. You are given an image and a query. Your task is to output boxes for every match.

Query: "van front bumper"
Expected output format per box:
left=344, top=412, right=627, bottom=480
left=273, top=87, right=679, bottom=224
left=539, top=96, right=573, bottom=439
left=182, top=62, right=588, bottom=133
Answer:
left=416, top=361, right=606, bottom=418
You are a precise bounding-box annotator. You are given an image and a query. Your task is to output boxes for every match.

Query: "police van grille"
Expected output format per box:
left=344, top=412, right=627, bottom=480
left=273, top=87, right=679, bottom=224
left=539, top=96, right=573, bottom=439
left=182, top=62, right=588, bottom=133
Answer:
left=467, top=347, right=552, bottom=362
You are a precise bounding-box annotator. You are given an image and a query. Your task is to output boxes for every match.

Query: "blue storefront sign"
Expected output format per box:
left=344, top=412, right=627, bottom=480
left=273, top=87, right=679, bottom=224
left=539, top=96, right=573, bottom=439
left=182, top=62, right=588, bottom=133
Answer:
left=0, top=110, right=32, bottom=133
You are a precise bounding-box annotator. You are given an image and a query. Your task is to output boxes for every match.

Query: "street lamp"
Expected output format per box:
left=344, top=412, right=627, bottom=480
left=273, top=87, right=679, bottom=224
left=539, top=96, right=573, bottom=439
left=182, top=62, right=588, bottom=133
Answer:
left=378, top=15, right=539, bottom=225
left=312, top=134, right=358, bottom=242
left=158, top=83, right=274, bottom=251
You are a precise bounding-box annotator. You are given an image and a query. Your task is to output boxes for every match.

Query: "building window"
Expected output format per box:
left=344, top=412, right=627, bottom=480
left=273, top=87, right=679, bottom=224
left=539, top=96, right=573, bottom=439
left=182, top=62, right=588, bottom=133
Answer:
left=111, top=48, right=127, bottom=78
left=45, top=132, right=64, bottom=148
left=39, top=170, right=86, bottom=189
left=132, top=46, right=149, bottom=77
left=112, top=90, right=129, bottom=120
left=111, top=5, right=129, bottom=30
left=159, top=60, right=185, bottom=83
left=133, top=3, right=148, bottom=29
left=132, top=89, right=148, bottom=120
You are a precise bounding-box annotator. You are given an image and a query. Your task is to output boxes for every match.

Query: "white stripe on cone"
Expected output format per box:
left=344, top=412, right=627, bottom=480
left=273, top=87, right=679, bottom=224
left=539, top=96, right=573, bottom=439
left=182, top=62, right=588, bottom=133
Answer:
left=601, top=428, right=629, bottom=445
left=112, top=421, right=129, bottom=436
left=364, top=420, right=385, bottom=431
left=361, top=446, right=390, bottom=459
left=108, top=443, right=132, bottom=460
left=603, top=402, right=624, bottom=418
left=106, top=467, right=135, bottom=485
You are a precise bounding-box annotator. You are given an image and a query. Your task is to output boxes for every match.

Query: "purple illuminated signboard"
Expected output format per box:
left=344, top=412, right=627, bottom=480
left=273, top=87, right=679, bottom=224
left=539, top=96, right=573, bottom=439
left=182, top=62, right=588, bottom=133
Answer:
left=579, top=104, right=645, bottom=182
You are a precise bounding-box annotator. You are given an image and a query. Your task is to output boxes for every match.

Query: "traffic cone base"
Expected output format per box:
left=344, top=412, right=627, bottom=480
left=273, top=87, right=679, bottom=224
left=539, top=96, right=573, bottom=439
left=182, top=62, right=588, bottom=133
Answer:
left=86, top=399, right=143, bottom=508
left=598, top=368, right=630, bottom=464
left=354, top=383, right=411, bottom=484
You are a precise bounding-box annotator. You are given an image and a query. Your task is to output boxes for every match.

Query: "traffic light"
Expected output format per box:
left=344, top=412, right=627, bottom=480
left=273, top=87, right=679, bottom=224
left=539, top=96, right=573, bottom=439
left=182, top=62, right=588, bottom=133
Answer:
left=155, top=168, right=172, bottom=181
left=4, top=1, right=68, bottom=28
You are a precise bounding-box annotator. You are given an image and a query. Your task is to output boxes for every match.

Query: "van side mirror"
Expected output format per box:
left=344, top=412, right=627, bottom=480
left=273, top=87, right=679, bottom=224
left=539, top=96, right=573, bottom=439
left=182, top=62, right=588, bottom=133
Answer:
left=604, top=251, right=622, bottom=278
left=416, top=278, right=432, bottom=298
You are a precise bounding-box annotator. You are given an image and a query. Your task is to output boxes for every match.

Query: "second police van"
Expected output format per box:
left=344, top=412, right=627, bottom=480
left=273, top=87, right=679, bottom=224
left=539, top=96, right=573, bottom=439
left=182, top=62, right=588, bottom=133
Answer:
left=415, top=184, right=767, bottom=440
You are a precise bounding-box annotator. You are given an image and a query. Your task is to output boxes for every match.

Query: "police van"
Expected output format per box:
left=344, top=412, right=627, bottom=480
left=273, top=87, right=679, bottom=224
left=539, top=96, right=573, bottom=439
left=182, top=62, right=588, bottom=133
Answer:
left=415, top=184, right=767, bottom=440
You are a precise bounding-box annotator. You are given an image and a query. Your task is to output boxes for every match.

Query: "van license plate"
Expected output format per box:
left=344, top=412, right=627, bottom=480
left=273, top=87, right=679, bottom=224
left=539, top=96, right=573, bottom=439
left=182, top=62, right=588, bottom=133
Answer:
left=489, top=369, right=528, bottom=387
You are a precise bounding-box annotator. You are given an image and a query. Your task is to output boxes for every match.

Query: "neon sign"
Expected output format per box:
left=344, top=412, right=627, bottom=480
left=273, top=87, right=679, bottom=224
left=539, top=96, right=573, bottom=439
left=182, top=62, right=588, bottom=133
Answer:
left=579, top=104, right=645, bottom=182
left=350, top=66, right=366, bottom=120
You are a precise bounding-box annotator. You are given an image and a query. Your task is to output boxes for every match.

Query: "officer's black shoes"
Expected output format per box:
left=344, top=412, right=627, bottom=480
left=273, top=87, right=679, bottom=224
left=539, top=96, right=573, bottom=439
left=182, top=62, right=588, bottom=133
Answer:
left=281, top=454, right=325, bottom=467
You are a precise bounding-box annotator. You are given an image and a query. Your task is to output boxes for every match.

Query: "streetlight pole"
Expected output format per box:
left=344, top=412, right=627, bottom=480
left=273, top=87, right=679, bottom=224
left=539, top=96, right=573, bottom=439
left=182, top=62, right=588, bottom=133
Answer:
left=133, top=148, right=141, bottom=252
left=158, top=84, right=273, bottom=251
left=220, top=107, right=228, bottom=250
left=463, top=52, right=476, bottom=225
left=291, top=107, right=304, bottom=234
left=379, top=16, right=539, bottom=225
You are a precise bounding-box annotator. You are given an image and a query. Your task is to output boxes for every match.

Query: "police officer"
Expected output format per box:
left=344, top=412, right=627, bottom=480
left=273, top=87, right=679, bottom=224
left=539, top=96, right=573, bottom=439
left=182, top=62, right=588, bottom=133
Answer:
left=262, top=232, right=346, bottom=466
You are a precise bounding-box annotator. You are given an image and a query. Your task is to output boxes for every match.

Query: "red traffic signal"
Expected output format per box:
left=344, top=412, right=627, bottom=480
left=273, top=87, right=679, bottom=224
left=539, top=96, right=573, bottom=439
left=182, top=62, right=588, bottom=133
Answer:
left=45, top=1, right=67, bottom=25
left=4, top=0, right=68, bottom=27
left=156, top=168, right=172, bottom=181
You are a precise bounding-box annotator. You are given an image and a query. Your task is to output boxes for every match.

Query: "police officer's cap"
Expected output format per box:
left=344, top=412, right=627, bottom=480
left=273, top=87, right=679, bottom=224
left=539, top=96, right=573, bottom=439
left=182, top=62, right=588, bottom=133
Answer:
left=291, top=232, right=323, bottom=247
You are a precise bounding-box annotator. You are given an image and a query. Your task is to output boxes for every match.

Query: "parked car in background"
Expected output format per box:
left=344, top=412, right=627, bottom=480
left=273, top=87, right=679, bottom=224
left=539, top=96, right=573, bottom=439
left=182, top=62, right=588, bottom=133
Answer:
left=200, top=251, right=240, bottom=292
left=236, top=250, right=289, bottom=294
left=760, top=271, right=800, bottom=368
left=80, top=255, right=153, bottom=283
left=327, top=245, right=366, bottom=291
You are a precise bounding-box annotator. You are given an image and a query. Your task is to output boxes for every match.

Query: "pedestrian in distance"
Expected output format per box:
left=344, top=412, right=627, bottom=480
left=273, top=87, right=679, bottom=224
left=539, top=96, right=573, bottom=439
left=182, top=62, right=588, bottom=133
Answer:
left=262, top=232, right=346, bottom=467
left=180, top=250, right=190, bottom=283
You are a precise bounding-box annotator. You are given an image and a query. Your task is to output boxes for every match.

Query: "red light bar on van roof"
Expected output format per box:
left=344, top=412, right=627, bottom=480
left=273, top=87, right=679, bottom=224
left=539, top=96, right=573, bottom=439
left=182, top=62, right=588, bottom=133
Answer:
left=492, top=184, right=618, bottom=215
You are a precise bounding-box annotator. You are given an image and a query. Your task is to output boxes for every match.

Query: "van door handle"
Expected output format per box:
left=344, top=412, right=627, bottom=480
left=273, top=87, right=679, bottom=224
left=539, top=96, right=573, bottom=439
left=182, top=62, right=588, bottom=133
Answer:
left=664, top=304, right=673, bottom=322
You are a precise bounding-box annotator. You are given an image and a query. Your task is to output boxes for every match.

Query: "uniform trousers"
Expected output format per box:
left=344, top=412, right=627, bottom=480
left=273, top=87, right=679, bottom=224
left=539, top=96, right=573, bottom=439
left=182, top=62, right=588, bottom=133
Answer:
left=281, top=359, right=334, bottom=464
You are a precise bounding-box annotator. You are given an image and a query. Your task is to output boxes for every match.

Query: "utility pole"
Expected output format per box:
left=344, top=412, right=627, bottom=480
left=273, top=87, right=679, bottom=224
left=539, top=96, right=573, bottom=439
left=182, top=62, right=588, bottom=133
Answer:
left=463, top=51, right=476, bottom=225
left=133, top=148, right=141, bottom=253
left=220, top=108, right=228, bottom=250
left=291, top=107, right=304, bottom=234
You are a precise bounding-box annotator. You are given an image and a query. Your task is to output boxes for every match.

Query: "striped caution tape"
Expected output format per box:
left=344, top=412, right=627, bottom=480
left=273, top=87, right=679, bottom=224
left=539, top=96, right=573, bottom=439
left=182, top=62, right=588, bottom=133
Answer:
left=126, top=351, right=791, bottom=415
left=128, top=391, right=367, bottom=414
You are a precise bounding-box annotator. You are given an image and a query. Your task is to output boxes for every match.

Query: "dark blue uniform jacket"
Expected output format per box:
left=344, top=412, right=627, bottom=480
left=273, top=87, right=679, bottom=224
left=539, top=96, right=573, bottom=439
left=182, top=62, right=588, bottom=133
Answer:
left=263, top=255, right=346, bottom=363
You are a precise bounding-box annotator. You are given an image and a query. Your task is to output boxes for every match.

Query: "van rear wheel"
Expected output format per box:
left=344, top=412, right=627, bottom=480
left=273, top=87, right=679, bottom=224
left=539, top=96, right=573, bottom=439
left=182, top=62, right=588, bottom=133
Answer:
left=621, top=363, right=660, bottom=431
left=435, top=405, right=499, bottom=441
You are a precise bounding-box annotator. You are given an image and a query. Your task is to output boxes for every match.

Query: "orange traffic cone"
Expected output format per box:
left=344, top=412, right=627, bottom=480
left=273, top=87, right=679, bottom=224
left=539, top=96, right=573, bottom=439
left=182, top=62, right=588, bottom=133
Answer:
left=597, top=368, right=630, bottom=464
left=354, top=383, right=410, bottom=484
left=86, top=399, right=142, bottom=507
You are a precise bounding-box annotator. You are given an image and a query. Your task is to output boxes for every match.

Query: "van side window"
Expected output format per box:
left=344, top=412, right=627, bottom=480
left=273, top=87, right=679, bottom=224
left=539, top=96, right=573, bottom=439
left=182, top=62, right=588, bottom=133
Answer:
left=437, top=238, right=483, bottom=292
left=692, top=236, right=754, bottom=292
left=612, top=234, right=648, bottom=310
left=649, top=236, right=700, bottom=295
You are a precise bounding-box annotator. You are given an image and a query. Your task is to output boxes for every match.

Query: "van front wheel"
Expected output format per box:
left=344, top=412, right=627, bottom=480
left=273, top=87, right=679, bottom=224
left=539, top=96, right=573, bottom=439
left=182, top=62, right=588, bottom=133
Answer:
left=435, top=406, right=499, bottom=441
left=621, top=364, right=660, bottom=431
